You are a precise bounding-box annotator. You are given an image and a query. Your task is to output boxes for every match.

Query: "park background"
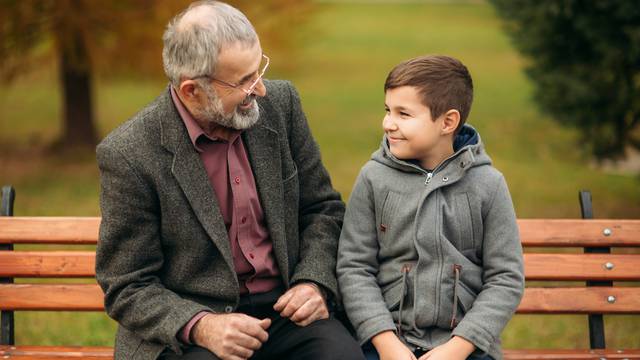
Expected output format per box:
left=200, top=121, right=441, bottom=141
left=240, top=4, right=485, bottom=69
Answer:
left=1, top=0, right=639, bottom=349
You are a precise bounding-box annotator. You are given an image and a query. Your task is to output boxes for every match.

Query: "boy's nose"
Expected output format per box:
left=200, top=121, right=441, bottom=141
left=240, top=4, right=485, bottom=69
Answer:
left=382, top=115, right=397, bottom=131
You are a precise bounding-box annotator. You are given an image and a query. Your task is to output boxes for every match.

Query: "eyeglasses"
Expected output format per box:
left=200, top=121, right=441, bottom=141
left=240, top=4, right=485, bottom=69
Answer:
left=193, top=54, right=270, bottom=96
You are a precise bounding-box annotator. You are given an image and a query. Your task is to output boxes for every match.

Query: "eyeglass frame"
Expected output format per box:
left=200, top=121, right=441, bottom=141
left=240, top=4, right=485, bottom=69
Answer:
left=191, top=54, right=270, bottom=96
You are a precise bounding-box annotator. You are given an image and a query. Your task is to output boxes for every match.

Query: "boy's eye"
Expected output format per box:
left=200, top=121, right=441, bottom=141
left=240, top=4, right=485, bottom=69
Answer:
left=400, top=112, right=410, bottom=117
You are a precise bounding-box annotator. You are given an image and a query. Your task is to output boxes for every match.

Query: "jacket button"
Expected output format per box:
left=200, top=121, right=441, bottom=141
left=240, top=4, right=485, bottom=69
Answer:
left=225, top=306, right=233, bottom=313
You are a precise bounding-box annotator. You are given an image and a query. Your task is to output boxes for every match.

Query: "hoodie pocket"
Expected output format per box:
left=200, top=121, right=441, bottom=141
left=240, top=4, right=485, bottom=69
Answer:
left=379, top=191, right=402, bottom=234
left=450, top=264, right=477, bottom=329
left=382, top=277, right=406, bottom=311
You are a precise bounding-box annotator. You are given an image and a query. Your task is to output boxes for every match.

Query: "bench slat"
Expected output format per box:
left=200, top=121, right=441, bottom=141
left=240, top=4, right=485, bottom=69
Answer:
left=503, top=349, right=640, bottom=359
left=1, top=218, right=638, bottom=247
left=4, top=252, right=639, bottom=280
left=519, top=219, right=640, bottom=247
left=517, top=287, right=640, bottom=314
left=0, top=217, right=100, bottom=244
left=0, top=284, right=103, bottom=311
left=524, top=253, right=640, bottom=280
left=0, top=345, right=113, bottom=359
left=0, top=251, right=96, bottom=277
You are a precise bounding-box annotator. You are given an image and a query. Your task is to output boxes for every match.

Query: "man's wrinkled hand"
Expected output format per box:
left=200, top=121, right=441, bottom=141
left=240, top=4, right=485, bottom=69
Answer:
left=273, top=283, right=328, bottom=326
left=192, top=313, right=271, bottom=360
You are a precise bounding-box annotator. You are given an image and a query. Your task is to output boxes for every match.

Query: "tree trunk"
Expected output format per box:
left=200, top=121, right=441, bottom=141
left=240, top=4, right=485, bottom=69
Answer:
left=57, top=31, right=97, bottom=149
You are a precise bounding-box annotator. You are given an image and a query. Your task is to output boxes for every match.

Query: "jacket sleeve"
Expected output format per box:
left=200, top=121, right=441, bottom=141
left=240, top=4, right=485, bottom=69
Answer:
left=96, top=142, right=211, bottom=354
left=283, top=82, right=346, bottom=299
left=337, top=170, right=396, bottom=344
left=451, top=175, right=525, bottom=354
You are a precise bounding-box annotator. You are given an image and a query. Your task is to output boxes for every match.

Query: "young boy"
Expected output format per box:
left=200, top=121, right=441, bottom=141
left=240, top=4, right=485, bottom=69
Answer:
left=337, top=55, right=524, bottom=360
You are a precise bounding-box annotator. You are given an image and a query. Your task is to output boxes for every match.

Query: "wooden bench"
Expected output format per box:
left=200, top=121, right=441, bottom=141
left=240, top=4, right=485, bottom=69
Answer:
left=1, top=186, right=639, bottom=359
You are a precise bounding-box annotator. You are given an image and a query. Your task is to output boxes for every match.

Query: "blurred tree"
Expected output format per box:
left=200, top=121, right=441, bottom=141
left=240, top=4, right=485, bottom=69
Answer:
left=0, top=0, right=313, bottom=150
left=489, top=1, right=640, bottom=160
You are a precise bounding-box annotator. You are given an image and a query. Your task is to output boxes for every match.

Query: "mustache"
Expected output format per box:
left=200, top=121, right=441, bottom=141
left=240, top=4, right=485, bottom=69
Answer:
left=240, top=95, right=257, bottom=106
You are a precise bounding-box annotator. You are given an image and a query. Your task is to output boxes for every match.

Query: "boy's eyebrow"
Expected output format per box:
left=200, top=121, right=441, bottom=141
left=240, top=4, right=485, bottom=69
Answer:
left=388, top=104, right=412, bottom=112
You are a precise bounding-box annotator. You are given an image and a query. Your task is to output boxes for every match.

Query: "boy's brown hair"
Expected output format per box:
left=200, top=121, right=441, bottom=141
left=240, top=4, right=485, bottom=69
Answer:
left=384, top=55, right=473, bottom=133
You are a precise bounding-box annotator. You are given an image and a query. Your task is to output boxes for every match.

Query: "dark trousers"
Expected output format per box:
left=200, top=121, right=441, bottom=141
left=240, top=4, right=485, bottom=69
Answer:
left=159, top=294, right=364, bottom=360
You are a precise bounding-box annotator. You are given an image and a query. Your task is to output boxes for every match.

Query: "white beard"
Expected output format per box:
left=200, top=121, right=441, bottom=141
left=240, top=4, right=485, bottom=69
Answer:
left=192, top=85, right=260, bottom=130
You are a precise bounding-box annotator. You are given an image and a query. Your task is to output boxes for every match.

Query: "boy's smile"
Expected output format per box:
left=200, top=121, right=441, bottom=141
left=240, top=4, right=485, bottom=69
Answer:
left=383, top=86, right=455, bottom=170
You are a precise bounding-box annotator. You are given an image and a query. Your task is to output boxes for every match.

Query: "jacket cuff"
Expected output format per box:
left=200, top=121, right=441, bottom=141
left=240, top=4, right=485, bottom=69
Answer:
left=451, top=321, right=494, bottom=355
left=165, top=301, right=213, bottom=354
left=357, top=313, right=397, bottom=346
left=178, top=311, right=211, bottom=345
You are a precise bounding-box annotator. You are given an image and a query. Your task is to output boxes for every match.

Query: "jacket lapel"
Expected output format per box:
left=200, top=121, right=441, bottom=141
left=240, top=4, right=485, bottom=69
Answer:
left=242, top=117, right=290, bottom=285
left=158, top=89, right=235, bottom=273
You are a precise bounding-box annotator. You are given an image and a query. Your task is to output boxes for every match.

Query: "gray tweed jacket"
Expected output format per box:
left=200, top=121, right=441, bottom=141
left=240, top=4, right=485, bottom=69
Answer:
left=96, top=80, right=345, bottom=360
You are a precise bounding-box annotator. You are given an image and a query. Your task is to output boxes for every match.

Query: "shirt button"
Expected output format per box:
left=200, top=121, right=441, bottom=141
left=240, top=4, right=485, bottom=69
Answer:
left=241, top=216, right=247, bottom=224
left=234, top=177, right=240, bottom=184
left=225, top=306, right=233, bottom=313
left=249, top=253, right=255, bottom=259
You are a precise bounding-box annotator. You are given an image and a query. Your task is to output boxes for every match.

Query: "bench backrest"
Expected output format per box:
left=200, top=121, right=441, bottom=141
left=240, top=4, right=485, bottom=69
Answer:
left=518, top=219, right=640, bottom=314
left=1, top=188, right=639, bottom=349
left=1, top=218, right=639, bottom=312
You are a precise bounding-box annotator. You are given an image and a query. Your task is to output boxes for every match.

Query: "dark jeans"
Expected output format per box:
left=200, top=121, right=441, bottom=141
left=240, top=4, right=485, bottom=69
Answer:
left=159, top=294, right=364, bottom=360
left=362, top=342, right=494, bottom=360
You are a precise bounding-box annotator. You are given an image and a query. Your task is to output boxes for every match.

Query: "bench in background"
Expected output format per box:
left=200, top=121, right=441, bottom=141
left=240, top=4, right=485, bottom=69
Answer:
left=0, top=186, right=639, bottom=359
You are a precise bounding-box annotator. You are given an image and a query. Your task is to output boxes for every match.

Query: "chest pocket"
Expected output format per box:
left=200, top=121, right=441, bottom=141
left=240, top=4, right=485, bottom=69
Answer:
left=378, top=190, right=416, bottom=252
left=453, top=192, right=474, bottom=251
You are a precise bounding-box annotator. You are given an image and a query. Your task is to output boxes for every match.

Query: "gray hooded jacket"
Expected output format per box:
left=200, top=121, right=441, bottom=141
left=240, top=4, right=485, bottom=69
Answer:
left=337, top=125, right=524, bottom=360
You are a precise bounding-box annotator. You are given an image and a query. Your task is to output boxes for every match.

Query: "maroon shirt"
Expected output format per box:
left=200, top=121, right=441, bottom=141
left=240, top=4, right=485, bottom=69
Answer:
left=171, top=88, right=281, bottom=342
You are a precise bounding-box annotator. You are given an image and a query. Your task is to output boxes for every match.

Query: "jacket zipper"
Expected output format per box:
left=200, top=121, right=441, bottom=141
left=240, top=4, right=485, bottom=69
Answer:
left=424, top=172, right=433, bottom=185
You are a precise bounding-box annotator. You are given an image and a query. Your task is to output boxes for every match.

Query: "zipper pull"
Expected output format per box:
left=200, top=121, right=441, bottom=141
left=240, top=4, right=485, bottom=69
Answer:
left=424, top=172, right=433, bottom=185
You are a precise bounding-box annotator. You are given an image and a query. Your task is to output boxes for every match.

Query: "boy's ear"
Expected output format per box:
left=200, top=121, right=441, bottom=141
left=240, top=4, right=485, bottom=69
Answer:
left=441, top=109, right=460, bottom=135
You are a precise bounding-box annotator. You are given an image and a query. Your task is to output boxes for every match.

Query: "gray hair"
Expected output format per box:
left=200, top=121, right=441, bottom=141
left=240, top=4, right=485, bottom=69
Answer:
left=162, top=1, right=258, bottom=86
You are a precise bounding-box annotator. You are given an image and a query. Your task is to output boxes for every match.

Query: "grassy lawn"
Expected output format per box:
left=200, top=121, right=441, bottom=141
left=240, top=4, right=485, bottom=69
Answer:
left=1, top=0, right=638, bottom=350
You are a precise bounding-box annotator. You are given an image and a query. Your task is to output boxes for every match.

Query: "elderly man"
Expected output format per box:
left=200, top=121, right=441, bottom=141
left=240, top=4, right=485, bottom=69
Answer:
left=95, top=1, right=363, bottom=360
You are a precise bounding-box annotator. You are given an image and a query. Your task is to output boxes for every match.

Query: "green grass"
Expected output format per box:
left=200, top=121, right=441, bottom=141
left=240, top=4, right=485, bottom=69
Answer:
left=1, top=0, right=639, bottom=350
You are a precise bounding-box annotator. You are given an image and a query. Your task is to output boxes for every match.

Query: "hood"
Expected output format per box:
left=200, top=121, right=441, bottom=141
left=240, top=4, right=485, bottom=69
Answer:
left=372, top=124, right=492, bottom=174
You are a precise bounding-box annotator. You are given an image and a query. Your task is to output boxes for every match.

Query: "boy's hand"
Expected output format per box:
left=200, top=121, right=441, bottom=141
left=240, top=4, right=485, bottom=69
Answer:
left=418, top=336, right=475, bottom=360
left=371, top=331, right=417, bottom=360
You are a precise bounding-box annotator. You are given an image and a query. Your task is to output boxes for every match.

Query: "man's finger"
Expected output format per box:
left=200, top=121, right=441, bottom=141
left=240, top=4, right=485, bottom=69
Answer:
left=295, top=302, right=329, bottom=327
left=237, top=323, right=269, bottom=344
left=273, top=290, right=294, bottom=311
left=229, top=343, right=253, bottom=360
left=279, top=294, right=308, bottom=318
left=258, top=318, right=271, bottom=330
left=233, top=332, right=264, bottom=351
left=290, top=299, right=316, bottom=323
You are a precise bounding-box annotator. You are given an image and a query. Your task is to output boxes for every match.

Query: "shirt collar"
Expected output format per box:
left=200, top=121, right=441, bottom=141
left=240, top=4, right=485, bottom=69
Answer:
left=170, top=86, right=240, bottom=152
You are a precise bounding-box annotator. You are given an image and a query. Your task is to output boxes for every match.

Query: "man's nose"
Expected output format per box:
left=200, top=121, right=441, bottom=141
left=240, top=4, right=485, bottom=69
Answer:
left=251, top=78, right=267, bottom=97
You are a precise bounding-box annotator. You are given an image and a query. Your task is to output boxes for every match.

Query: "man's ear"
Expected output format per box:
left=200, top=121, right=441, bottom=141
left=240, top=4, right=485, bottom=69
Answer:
left=441, top=109, right=460, bottom=135
left=178, top=80, right=199, bottom=101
